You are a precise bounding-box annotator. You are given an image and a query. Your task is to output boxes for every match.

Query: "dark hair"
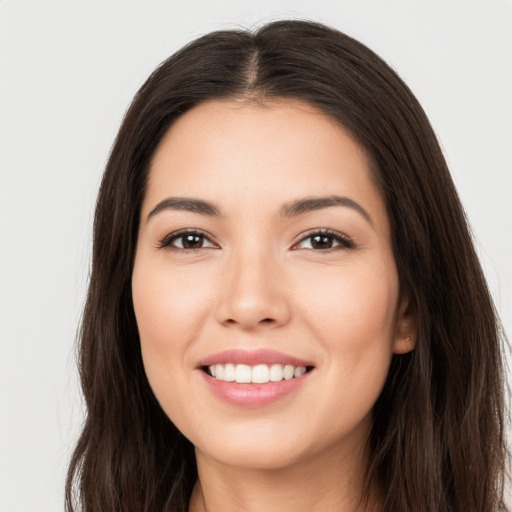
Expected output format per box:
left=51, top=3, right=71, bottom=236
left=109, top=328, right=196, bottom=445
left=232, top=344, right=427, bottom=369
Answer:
left=66, top=19, right=509, bottom=512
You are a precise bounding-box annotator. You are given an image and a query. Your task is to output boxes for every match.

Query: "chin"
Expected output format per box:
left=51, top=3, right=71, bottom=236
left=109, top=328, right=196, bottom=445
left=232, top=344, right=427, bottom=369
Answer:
left=189, top=414, right=369, bottom=472
left=196, top=438, right=310, bottom=470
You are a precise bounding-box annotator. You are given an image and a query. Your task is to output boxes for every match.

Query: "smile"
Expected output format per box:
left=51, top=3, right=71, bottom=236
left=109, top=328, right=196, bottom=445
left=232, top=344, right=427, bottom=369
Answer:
left=196, top=349, right=315, bottom=407
left=206, top=363, right=308, bottom=384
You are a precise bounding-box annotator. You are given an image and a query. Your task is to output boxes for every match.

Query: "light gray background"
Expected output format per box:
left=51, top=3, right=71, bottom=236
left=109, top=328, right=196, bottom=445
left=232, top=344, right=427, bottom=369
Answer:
left=1, top=1, right=511, bottom=511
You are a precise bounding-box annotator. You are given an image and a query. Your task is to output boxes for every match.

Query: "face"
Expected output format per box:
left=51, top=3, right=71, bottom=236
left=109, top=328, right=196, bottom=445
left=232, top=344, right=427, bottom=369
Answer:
left=132, top=99, right=415, bottom=470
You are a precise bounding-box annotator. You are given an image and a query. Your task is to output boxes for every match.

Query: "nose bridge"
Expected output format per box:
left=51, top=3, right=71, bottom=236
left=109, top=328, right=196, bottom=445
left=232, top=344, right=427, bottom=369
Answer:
left=216, top=238, right=290, bottom=329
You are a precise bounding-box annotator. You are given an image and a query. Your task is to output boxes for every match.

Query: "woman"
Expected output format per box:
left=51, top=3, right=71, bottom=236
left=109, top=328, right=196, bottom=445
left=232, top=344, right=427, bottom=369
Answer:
left=66, top=20, right=508, bottom=512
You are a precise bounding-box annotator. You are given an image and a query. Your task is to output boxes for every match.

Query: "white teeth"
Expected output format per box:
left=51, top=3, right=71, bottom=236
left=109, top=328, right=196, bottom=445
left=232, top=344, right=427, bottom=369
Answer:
left=269, top=364, right=283, bottom=382
left=235, top=364, right=251, bottom=383
left=283, top=365, right=294, bottom=380
left=208, top=363, right=308, bottom=384
left=252, top=364, right=270, bottom=383
left=215, top=364, right=224, bottom=380
left=224, top=363, right=236, bottom=382
left=294, top=366, right=306, bottom=378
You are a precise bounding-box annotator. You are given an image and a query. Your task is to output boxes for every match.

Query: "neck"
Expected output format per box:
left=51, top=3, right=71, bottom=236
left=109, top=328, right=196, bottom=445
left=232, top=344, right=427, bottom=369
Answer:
left=188, top=436, right=380, bottom=512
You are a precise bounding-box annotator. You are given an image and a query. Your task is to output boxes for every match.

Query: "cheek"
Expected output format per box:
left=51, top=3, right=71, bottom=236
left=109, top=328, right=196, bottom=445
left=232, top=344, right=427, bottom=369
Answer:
left=291, top=262, right=398, bottom=435
left=131, top=256, right=208, bottom=400
left=297, top=259, right=398, bottom=341
left=131, top=258, right=213, bottom=431
left=295, top=258, right=398, bottom=395
left=132, top=258, right=212, bottom=349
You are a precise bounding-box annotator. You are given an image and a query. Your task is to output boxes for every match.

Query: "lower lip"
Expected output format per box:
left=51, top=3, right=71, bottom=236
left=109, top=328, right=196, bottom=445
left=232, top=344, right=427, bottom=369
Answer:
left=199, top=370, right=312, bottom=408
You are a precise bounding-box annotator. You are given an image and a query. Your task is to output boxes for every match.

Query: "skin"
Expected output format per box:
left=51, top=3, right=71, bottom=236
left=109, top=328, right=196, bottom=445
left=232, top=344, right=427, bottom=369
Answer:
left=132, top=99, right=416, bottom=512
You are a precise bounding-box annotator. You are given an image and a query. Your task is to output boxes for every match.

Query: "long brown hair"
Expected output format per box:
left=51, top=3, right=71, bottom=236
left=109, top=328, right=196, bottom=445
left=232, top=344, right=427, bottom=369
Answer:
left=66, top=20, right=509, bottom=512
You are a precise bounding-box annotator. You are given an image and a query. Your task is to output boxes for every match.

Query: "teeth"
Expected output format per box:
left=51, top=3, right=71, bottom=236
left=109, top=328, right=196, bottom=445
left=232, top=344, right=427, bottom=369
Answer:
left=214, top=364, right=224, bottom=380
left=207, top=364, right=308, bottom=384
left=235, top=364, right=251, bottom=383
left=269, top=364, right=283, bottom=382
left=252, top=364, right=270, bottom=383
left=294, top=366, right=306, bottom=378
left=283, top=365, right=294, bottom=380
left=224, top=363, right=236, bottom=382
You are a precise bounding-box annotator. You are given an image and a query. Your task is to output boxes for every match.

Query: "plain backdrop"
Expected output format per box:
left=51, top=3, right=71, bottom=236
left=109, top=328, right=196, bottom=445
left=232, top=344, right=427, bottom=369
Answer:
left=1, top=1, right=511, bottom=511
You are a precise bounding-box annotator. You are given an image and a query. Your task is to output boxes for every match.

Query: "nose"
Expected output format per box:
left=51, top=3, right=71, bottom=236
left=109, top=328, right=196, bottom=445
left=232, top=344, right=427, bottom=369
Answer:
left=215, top=249, right=291, bottom=331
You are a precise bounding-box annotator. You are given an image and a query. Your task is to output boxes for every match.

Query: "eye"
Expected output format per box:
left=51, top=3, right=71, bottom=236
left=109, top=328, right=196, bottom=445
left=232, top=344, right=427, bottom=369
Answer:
left=158, top=230, right=218, bottom=251
left=294, top=229, right=354, bottom=251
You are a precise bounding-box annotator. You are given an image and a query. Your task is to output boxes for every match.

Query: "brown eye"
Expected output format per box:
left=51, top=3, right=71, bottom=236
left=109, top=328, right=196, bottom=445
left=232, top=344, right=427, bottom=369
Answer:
left=310, top=234, right=335, bottom=249
left=159, top=230, right=217, bottom=250
left=295, top=230, right=354, bottom=251
left=180, top=233, right=205, bottom=249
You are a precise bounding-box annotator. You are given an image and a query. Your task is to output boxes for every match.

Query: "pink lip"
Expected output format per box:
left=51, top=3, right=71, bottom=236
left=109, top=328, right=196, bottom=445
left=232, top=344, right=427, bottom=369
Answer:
left=196, top=349, right=313, bottom=368
left=198, top=369, right=313, bottom=408
left=196, top=349, right=315, bottom=408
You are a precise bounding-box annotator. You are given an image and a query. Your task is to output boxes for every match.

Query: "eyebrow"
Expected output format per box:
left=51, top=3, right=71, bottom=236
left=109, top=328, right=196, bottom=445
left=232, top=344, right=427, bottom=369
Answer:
left=146, top=195, right=373, bottom=226
left=278, top=195, right=373, bottom=226
left=147, top=197, right=222, bottom=221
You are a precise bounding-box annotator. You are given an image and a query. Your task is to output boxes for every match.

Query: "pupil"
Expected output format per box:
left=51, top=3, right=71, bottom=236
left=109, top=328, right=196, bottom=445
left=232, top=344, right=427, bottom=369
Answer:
left=312, top=235, right=332, bottom=249
left=183, top=234, right=202, bottom=248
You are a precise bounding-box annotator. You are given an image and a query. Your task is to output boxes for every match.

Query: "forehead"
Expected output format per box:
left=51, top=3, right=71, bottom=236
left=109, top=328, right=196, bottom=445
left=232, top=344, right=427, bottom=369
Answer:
left=144, top=99, right=387, bottom=229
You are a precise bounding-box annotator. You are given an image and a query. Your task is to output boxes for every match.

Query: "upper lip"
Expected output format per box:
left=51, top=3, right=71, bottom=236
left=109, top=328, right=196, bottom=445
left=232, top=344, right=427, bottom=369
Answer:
left=196, top=349, right=314, bottom=368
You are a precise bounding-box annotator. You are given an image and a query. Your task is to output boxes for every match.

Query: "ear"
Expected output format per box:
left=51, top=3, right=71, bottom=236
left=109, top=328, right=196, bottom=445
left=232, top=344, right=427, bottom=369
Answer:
left=392, top=292, right=418, bottom=354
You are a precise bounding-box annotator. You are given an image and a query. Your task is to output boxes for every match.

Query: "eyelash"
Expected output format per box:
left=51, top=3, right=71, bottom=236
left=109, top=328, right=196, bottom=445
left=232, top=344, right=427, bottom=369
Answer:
left=157, top=228, right=355, bottom=253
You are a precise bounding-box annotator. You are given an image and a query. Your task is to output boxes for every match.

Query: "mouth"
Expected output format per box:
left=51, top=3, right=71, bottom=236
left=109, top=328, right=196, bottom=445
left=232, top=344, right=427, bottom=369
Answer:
left=196, top=349, right=315, bottom=407
left=201, top=363, right=314, bottom=384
